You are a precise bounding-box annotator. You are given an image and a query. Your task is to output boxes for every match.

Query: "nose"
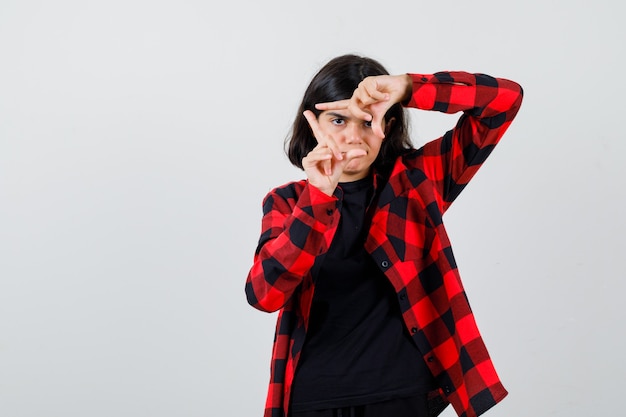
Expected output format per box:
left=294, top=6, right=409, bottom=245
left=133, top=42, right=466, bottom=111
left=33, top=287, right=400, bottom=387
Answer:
left=344, top=122, right=363, bottom=144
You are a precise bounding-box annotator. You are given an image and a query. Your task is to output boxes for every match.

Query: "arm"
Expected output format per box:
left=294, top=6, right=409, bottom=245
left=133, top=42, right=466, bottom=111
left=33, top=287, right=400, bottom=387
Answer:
left=245, top=182, right=340, bottom=312
left=407, top=72, right=524, bottom=212
left=316, top=71, right=523, bottom=211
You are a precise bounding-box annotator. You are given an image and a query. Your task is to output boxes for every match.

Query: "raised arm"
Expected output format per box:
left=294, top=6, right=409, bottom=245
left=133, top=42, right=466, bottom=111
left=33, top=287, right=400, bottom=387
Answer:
left=316, top=71, right=523, bottom=212
left=407, top=71, right=523, bottom=212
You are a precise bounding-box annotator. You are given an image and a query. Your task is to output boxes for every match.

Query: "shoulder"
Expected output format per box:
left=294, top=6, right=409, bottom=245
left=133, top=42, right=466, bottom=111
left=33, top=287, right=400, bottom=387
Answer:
left=380, top=147, right=441, bottom=189
left=384, top=147, right=427, bottom=173
left=265, top=179, right=308, bottom=200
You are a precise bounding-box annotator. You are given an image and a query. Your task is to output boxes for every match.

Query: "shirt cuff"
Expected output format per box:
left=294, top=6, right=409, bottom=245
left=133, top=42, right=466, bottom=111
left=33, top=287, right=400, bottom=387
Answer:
left=302, top=182, right=340, bottom=223
left=405, top=73, right=437, bottom=110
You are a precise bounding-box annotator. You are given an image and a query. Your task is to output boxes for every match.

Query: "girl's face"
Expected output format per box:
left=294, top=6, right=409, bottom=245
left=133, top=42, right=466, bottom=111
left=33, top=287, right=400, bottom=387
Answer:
left=317, top=109, right=385, bottom=182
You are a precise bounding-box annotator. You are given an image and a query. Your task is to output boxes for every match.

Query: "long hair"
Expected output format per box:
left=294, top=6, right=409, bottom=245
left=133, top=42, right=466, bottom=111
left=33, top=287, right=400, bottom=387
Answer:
left=285, top=54, right=412, bottom=171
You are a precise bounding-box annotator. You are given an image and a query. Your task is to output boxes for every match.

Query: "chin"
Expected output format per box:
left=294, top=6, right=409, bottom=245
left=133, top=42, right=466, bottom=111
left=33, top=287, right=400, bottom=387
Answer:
left=343, top=165, right=371, bottom=179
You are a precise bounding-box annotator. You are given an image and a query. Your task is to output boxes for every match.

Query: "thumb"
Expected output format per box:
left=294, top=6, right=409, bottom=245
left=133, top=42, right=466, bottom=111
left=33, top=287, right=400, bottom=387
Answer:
left=372, top=115, right=386, bottom=139
left=341, top=149, right=367, bottom=164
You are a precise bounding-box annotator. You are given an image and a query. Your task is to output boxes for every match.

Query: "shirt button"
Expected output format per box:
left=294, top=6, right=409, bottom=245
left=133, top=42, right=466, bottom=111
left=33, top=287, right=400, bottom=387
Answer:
left=421, top=77, right=428, bottom=82
left=381, top=260, right=390, bottom=268
left=427, top=356, right=435, bottom=362
left=399, top=294, right=406, bottom=300
left=326, top=209, right=333, bottom=216
left=411, top=327, right=418, bottom=334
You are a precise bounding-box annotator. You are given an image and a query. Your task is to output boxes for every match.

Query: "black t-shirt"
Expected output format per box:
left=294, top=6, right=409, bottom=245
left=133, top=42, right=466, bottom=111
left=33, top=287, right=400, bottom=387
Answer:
left=290, top=177, right=435, bottom=412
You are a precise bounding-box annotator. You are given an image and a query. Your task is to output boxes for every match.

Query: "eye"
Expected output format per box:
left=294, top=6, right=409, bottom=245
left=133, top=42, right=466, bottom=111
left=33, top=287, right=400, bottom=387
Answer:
left=364, top=120, right=372, bottom=128
left=331, top=118, right=345, bottom=126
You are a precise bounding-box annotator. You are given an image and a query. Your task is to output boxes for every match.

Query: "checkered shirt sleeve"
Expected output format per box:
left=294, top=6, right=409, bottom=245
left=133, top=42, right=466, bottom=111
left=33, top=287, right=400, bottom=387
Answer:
left=245, top=182, right=341, bottom=312
left=406, top=71, right=523, bottom=213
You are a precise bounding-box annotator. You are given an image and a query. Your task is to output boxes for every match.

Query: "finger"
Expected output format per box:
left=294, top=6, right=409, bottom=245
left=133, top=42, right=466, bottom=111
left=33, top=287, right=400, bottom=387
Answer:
left=344, top=148, right=367, bottom=161
left=314, top=99, right=350, bottom=111
left=343, top=97, right=372, bottom=122
left=361, top=79, right=389, bottom=102
left=302, top=148, right=332, bottom=166
left=302, top=149, right=332, bottom=175
left=349, top=79, right=391, bottom=121
left=323, top=157, right=332, bottom=176
left=354, top=79, right=389, bottom=107
left=371, top=115, right=385, bottom=139
left=314, top=146, right=335, bottom=176
left=306, top=149, right=333, bottom=176
left=324, top=135, right=343, bottom=161
left=303, top=110, right=323, bottom=144
left=351, top=102, right=389, bottom=124
left=348, top=95, right=379, bottom=122
left=303, top=110, right=342, bottom=160
left=304, top=145, right=333, bottom=159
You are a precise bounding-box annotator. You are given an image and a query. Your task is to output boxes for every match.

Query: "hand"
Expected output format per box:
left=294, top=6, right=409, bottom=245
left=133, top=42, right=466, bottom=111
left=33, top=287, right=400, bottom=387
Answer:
left=302, top=110, right=367, bottom=196
left=316, top=74, right=412, bottom=138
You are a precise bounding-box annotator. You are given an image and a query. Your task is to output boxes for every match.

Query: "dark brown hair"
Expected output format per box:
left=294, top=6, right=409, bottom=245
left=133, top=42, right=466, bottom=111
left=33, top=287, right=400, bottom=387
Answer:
left=285, top=54, right=412, bottom=170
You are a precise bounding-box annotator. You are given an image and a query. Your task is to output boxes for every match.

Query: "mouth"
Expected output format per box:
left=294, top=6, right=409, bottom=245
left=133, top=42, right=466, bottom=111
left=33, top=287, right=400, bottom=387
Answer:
left=340, top=147, right=368, bottom=155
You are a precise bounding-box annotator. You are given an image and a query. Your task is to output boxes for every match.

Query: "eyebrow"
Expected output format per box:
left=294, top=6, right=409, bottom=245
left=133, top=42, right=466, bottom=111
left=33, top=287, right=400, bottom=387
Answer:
left=324, top=111, right=351, bottom=120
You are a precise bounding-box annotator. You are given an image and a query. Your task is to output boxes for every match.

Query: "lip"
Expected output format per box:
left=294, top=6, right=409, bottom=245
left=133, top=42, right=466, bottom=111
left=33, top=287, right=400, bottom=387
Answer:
left=340, top=151, right=369, bottom=158
left=340, top=146, right=368, bottom=154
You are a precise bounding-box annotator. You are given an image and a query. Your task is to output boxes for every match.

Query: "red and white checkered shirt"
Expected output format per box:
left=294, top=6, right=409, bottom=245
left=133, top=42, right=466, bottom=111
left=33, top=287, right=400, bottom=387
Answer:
left=246, top=71, right=524, bottom=417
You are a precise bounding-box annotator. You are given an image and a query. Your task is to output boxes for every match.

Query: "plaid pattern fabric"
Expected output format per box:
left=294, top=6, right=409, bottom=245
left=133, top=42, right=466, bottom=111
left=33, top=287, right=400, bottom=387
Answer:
left=245, top=72, right=523, bottom=417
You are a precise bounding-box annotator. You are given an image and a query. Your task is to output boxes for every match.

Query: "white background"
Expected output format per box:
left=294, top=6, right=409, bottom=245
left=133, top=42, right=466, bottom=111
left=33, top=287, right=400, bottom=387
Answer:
left=1, top=1, right=624, bottom=416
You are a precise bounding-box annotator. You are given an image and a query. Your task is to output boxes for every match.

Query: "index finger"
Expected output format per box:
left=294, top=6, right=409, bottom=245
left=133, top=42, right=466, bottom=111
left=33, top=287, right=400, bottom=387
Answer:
left=303, top=110, right=343, bottom=160
left=347, top=84, right=390, bottom=122
left=314, top=99, right=350, bottom=111
left=358, top=78, right=389, bottom=103
left=317, top=99, right=373, bottom=122
left=303, top=110, right=324, bottom=143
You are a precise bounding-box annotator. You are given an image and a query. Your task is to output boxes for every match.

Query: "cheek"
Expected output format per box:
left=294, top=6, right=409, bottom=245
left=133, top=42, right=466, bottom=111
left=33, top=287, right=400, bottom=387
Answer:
left=369, top=140, right=384, bottom=157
